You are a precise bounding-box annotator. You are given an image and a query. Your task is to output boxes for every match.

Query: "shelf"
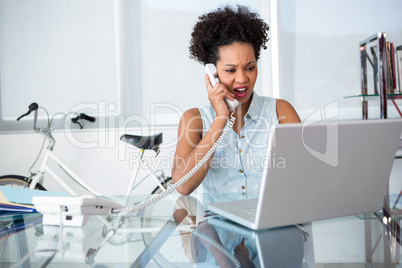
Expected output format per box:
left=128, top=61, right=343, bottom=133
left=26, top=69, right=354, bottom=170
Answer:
left=356, top=210, right=402, bottom=220
left=344, top=93, right=402, bottom=119
left=344, top=94, right=402, bottom=100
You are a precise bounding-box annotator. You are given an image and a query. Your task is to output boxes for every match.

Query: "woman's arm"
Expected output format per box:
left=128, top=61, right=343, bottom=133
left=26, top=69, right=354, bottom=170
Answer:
left=172, top=73, right=235, bottom=195
left=276, top=99, right=301, bottom=124
left=171, top=108, right=228, bottom=195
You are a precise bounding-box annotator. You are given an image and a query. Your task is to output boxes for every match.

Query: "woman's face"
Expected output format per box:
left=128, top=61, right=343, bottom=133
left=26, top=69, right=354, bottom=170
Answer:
left=216, top=42, right=258, bottom=105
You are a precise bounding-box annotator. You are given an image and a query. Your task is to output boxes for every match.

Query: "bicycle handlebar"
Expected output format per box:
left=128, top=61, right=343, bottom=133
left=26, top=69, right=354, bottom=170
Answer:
left=16, top=102, right=96, bottom=149
left=71, top=113, right=96, bottom=129
left=17, top=102, right=96, bottom=130
left=16, top=102, right=39, bottom=121
left=75, top=113, right=96, bottom=123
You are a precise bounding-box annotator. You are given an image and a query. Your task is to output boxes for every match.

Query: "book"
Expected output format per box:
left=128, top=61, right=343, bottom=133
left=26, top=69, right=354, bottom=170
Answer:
left=0, top=186, right=69, bottom=213
left=0, top=190, right=35, bottom=212
left=390, top=43, right=397, bottom=93
left=397, top=45, right=402, bottom=93
left=386, top=42, right=395, bottom=94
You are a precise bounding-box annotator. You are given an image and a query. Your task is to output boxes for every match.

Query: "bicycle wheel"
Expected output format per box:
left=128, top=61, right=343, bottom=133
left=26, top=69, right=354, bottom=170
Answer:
left=0, top=175, right=46, bottom=190
left=141, top=177, right=175, bottom=267
left=151, top=176, right=174, bottom=194
left=142, top=180, right=197, bottom=267
left=102, top=214, right=134, bottom=246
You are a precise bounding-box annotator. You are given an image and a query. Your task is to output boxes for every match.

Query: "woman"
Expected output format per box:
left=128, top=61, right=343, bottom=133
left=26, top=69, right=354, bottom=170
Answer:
left=171, top=6, right=305, bottom=266
left=172, top=5, right=300, bottom=195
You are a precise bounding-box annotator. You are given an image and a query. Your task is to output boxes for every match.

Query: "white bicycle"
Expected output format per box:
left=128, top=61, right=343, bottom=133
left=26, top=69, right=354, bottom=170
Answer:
left=0, top=102, right=173, bottom=196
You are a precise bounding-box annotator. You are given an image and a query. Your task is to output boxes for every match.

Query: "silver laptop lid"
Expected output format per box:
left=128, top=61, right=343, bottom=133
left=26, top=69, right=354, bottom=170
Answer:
left=255, top=119, right=402, bottom=229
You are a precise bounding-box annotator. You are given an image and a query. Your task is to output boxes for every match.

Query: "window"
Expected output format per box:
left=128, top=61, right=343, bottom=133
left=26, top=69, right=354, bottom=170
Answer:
left=0, top=0, right=118, bottom=131
left=0, top=0, right=265, bottom=132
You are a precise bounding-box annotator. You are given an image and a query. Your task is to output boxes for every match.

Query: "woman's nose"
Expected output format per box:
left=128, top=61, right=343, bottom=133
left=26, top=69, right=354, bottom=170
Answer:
left=235, top=70, right=247, bottom=83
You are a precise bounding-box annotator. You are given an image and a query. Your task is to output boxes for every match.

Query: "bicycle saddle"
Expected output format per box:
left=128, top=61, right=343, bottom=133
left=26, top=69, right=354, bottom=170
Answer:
left=120, top=133, right=163, bottom=150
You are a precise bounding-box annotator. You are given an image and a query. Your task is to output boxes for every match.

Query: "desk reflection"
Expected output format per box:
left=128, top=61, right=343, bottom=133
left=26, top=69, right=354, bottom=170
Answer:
left=1, top=194, right=308, bottom=267
left=172, top=195, right=305, bottom=268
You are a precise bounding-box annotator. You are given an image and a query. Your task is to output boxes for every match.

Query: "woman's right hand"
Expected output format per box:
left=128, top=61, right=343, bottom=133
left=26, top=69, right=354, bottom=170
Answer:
left=205, top=73, right=235, bottom=118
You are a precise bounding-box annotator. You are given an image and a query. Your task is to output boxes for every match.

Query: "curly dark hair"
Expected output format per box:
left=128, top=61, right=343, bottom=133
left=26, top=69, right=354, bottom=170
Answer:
left=189, top=5, right=269, bottom=65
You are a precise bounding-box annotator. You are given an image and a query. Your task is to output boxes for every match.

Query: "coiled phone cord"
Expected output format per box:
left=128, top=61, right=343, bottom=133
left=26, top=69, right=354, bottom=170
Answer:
left=114, top=112, right=236, bottom=216
left=192, top=229, right=241, bottom=268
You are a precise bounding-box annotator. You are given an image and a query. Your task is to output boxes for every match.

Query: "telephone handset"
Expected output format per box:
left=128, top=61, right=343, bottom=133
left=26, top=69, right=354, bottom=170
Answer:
left=205, top=63, right=239, bottom=111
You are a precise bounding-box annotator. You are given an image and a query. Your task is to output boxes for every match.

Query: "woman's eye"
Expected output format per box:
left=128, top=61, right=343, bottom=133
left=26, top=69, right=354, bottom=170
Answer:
left=225, top=69, right=236, bottom=73
left=247, top=66, right=256, bottom=71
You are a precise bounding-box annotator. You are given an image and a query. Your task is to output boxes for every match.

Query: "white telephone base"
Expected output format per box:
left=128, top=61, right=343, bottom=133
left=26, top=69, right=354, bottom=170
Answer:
left=32, top=196, right=124, bottom=227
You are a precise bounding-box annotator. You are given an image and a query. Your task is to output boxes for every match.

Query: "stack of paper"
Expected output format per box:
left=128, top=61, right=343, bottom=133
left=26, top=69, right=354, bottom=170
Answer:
left=0, top=186, right=69, bottom=213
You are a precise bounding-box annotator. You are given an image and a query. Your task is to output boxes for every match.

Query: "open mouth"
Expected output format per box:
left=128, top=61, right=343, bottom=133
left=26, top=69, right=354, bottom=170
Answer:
left=234, top=86, right=248, bottom=98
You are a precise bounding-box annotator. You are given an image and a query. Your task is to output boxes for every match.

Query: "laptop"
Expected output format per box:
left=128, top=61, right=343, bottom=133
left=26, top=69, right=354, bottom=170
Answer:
left=207, top=119, right=402, bottom=230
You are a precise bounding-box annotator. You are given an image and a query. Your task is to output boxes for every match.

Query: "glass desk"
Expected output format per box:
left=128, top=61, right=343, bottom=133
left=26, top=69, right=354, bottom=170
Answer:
left=1, top=193, right=401, bottom=267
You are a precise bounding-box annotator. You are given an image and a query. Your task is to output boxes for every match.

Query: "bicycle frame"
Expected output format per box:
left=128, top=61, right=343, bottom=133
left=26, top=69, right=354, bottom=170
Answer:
left=29, top=144, right=169, bottom=197
left=29, top=148, right=102, bottom=196
left=26, top=105, right=169, bottom=198
left=127, top=149, right=167, bottom=193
